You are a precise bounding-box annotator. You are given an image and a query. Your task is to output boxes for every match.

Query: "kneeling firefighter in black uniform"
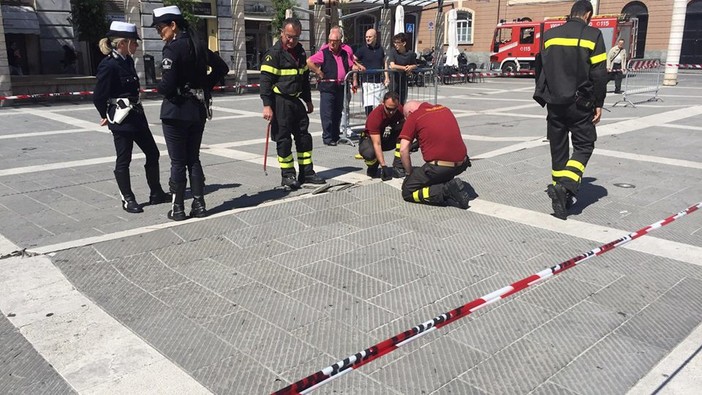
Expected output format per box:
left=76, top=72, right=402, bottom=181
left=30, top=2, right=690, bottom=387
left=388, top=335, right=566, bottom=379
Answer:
left=93, top=21, right=169, bottom=214
left=152, top=6, right=229, bottom=220
left=260, top=17, right=325, bottom=190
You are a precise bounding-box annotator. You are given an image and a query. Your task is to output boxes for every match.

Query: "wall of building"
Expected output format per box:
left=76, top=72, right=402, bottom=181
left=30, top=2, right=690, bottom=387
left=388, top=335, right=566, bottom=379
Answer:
left=416, top=0, right=693, bottom=66
left=35, top=0, right=75, bottom=74
left=0, top=4, right=11, bottom=97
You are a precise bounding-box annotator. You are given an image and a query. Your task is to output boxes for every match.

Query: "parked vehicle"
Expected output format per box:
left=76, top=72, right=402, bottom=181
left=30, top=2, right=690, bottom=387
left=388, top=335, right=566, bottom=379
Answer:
left=490, top=15, right=638, bottom=72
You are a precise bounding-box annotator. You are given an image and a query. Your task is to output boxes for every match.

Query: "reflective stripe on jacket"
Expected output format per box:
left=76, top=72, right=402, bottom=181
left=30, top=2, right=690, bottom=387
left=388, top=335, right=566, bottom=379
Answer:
left=534, top=19, right=608, bottom=108
left=260, top=40, right=311, bottom=107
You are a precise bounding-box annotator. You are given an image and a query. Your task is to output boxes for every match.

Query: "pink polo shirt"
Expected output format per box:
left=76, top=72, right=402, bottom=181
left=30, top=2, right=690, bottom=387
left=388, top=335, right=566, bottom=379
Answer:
left=309, top=43, right=354, bottom=81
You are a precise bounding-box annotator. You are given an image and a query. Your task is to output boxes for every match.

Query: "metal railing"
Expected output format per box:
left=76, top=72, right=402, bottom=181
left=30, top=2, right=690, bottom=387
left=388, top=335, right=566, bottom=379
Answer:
left=612, top=59, right=663, bottom=108
left=340, top=68, right=438, bottom=145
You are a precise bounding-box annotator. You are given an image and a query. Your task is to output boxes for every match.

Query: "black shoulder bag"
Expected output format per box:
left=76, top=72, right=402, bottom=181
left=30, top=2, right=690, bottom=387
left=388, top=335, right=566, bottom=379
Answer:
left=574, top=23, right=595, bottom=110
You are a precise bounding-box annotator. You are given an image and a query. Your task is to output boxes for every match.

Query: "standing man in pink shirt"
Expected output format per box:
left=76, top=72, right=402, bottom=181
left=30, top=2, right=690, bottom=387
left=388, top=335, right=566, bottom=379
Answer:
left=307, top=26, right=357, bottom=146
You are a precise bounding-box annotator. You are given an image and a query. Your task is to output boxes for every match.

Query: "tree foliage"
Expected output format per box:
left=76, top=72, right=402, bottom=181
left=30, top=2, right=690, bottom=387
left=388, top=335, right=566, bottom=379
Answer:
left=68, top=0, right=109, bottom=42
left=271, top=0, right=297, bottom=34
left=164, top=0, right=201, bottom=27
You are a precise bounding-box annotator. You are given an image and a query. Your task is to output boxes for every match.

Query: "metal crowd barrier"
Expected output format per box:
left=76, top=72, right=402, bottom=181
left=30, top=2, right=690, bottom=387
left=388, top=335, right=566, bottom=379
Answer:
left=340, top=68, right=438, bottom=145
left=612, top=59, right=663, bottom=108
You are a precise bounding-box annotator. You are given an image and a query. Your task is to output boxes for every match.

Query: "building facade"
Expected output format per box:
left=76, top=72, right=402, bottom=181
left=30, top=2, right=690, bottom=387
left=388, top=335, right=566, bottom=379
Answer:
left=2, top=0, right=700, bottom=98
left=412, top=0, right=702, bottom=67
left=2, top=0, right=76, bottom=75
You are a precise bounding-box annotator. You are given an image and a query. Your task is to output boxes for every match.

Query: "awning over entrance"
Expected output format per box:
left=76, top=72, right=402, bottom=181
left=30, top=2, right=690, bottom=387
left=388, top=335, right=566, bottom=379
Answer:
left=347, top=0, right=440, bottom=8
left=245, top=15, right=273, bottom=22
left=1, top=5, right=40, bottom=35
left=507, top=0, right=572, bottom=5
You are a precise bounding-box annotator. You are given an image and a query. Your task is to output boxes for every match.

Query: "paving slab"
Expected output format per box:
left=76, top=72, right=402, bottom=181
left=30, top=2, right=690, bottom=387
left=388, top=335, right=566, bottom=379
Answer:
left=1, top=73, right=702, bottom=394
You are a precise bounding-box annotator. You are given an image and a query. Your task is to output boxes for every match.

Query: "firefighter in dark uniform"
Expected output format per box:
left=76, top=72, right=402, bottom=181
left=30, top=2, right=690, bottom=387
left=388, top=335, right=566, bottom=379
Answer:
left=152, top=6, right=229, bottom=221
left=398, top=101, right=472, bottom=209
left=260, top=17, right=325, bottom=190
left=534, top=0, right=607, bottom=220
left=93, top=21, right=169, bottom=214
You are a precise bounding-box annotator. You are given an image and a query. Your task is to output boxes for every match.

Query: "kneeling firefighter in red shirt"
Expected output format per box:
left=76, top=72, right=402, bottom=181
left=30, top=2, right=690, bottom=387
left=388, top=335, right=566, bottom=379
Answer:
left=398, top=101, right=472, bottom=209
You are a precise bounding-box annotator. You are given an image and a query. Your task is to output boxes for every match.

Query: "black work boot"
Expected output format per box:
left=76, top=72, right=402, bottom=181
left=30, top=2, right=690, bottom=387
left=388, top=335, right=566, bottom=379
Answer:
left=145, top=164, right=170, bottom=205
left=281, top=172, right=301, bottom=190
left=366, top=163, right=380, bottom=178
left=392, top=157, right=406, bottom=178
left=298, top=165, right=326, bottom=185
left=547, top=183, right=568, bottom=220
left=114, top=170, right=143, bottom=213
left=442, top=178, right=471, bottom=209
left=189, top=175, right=207, bottom=218
left=565, top=190, right=577, bottom=210
left=168, top=180, right=187, bottom=221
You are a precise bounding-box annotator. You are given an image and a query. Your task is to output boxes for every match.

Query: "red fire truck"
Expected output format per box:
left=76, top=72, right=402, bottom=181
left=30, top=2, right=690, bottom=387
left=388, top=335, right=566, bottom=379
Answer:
left=489, top=15, right=638, bottom=72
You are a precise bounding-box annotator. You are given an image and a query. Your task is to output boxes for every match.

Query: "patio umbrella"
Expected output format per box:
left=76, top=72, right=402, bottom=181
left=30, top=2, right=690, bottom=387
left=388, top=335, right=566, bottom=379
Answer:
left=394, top=5, right=404, bottom=35
left=444, top=9, right=459, bottom=67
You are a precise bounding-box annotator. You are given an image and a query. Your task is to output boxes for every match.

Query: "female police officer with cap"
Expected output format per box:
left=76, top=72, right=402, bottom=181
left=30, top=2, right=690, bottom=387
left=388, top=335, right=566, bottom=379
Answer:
left=152, top=5, right=228, bottom=221
left=93, top=21, right=169, bottom=214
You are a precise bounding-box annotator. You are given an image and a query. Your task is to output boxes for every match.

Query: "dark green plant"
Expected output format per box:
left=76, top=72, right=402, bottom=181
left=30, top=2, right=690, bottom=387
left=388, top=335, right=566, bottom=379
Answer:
left=271, top=0, right=297, bottom=33
left=68, top=0, right=109, bottom=42
left=164, top=0, right=201, bottom=27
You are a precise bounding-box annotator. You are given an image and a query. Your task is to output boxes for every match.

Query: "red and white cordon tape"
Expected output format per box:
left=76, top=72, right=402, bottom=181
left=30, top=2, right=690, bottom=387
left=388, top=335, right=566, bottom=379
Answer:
left=442, top=70, right=535, bottom=79
left=665, top=63, right=702, bottom=69
left=3, top=64, right=699, bottom=101
left=272, top=201, right=702, bottom=395
left=0, top=83, right=261, bottom=101
left=612, top=62, right=702, bottom=72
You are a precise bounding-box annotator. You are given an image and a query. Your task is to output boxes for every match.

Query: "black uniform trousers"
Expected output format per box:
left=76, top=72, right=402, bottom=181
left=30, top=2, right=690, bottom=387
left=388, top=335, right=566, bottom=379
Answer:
left=391, top=74, right=409, bottom=105
left=358, top=126, right=401, bottom=168
left=111, top=113, right=160, bottom=173
left=547, top=103, right=597, bottom=196
left=402, top=162, right=468, bottom=205
left=272, top=94, right=313, bottom=176
left=319, top=85, right=345, bottom=144
left=162, top=118, right=206, bottom=183
left=611, top=63, right=623, bottom=93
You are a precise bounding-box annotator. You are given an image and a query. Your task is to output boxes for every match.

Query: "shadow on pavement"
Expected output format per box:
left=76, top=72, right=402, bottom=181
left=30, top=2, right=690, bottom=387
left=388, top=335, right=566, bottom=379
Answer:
left=316, top=166, right=363, bottom=180
left=210, top=187, right=293, bottom=213
left=570, top=177, right=608, bottom=215
left=204, top=182, right=242, bottom=195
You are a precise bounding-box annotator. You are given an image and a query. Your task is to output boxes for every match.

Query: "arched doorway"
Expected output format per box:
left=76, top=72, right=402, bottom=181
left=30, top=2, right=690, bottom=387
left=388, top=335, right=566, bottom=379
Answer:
left=622, top=1, right=648, bottom=58
left=681, top=0, right=702, bottom=65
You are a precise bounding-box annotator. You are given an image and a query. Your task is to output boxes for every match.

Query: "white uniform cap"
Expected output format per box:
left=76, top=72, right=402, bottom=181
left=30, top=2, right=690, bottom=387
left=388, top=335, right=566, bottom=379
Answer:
left=107, top=21, right=140, bottom=40
left=151, top=5, right=184, bottom=26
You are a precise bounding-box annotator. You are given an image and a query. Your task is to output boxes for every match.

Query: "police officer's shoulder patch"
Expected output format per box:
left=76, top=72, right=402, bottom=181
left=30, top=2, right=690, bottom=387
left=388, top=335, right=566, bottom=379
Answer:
left=162, top=58, right=173, bottom=70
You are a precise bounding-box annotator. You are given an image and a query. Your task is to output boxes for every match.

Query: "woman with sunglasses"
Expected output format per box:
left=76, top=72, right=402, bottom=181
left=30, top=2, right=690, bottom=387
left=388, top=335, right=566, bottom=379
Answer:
left=151, top=6, right=229, bottom=221
left=93, top=21, right=169, bottom=214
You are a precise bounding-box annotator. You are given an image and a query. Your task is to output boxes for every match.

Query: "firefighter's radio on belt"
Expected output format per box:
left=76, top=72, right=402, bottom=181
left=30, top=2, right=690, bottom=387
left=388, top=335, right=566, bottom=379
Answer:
left=490, top=14, right=638, bottom=73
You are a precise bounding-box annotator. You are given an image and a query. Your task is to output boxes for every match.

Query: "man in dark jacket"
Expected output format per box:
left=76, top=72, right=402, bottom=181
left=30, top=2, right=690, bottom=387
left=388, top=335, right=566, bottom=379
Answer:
left=261, top=17, right=325, bottom=189
left=533, top=0, right=607, bottom=220
left=355, top=28, right=389, bottom=115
